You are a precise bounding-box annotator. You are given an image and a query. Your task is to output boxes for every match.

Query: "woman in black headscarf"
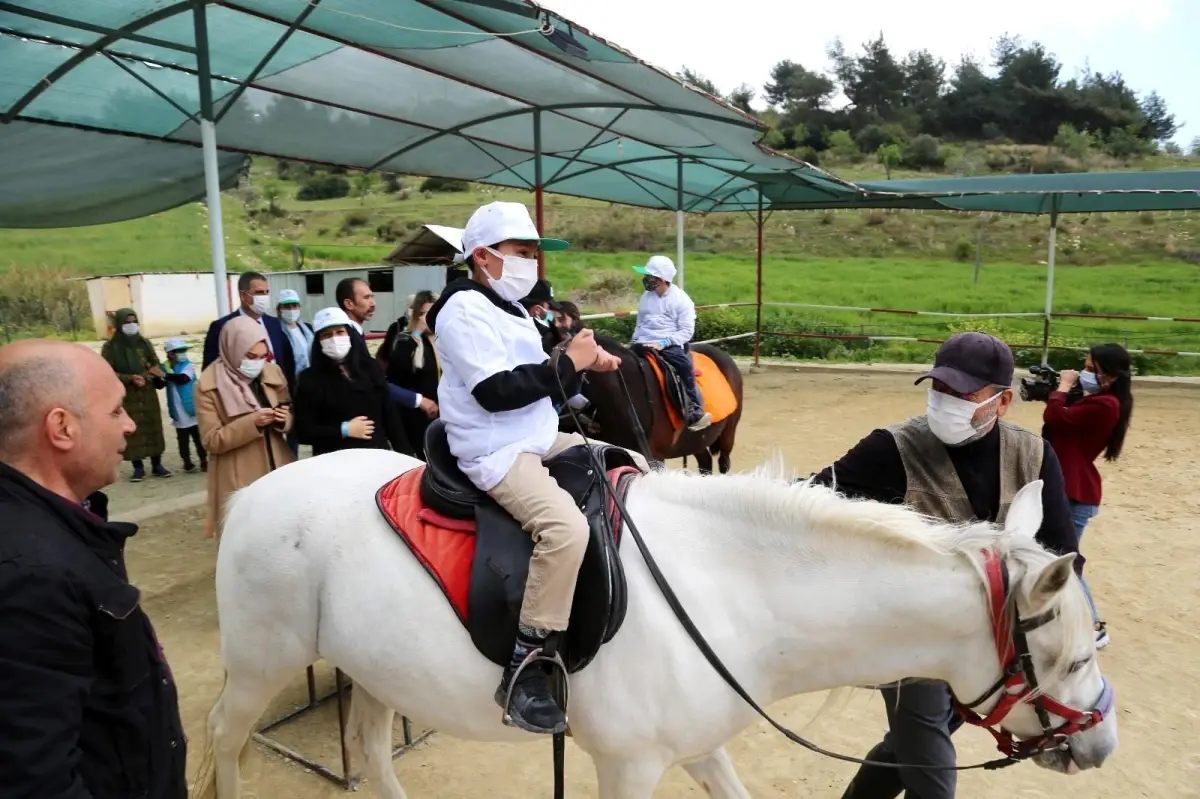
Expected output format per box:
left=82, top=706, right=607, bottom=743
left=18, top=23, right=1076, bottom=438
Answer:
left=293, top=307, right=413, bottom=457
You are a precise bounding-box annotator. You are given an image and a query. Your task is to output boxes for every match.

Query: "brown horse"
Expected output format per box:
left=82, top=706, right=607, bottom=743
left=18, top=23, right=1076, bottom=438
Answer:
left=561, top=335, right=744, bottom=474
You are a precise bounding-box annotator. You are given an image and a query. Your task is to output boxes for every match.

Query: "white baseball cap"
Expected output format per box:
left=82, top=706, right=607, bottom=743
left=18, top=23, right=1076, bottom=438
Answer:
left=278, top=288, right=301, bottom=305
left=460, top=201, right=568, bottom=261
left=633, top=255, right=677, bottom=283
left=312, top=306, right=352, bottom=333
left=164, top=337, right=189, bottom=353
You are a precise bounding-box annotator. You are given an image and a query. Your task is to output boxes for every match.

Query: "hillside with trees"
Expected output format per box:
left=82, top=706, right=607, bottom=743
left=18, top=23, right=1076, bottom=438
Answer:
left=679, top=33, right=1188, bottom=176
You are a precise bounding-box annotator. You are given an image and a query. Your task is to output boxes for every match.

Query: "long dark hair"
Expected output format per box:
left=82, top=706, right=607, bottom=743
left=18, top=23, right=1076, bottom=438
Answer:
left=310, top=328, right=386, bottom=388
left=1090, top=343, right=1133, bottom=461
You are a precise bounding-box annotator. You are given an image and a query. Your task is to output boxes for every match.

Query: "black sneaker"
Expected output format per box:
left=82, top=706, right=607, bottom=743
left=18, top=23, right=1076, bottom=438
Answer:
left=495, top=663, right=567, bottom=735
left=151, top=464, right=173, bottom=478
left=183, top=462, right=198, bottom=474
left=131, top=466, right=145, bottom=483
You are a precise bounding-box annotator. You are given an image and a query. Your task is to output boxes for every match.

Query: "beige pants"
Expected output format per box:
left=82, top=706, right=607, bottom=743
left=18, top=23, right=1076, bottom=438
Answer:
left=488, top=433, right=649, bottom=631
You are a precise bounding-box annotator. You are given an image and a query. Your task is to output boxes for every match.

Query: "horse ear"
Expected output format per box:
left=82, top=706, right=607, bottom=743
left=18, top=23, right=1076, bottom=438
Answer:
left=1026, top=553, right=1077, bottom=611
left=1004, top=479, right=1044, bottom=540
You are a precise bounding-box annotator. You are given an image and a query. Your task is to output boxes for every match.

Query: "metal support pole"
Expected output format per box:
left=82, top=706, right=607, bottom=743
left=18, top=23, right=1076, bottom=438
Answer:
left=534, top=109, right=545, bottom=279
left=194, top=3, right=229, bottom=317
left=753, top=190, right=764, bottom=367
left=1041, top=209, right=1059, bottom=363
left=675, top=157, right=685, bottom=288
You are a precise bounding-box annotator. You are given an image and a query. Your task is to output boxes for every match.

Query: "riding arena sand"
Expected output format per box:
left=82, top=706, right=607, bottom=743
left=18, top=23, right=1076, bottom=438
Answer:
left=110, top=367, right=1199, bottom=797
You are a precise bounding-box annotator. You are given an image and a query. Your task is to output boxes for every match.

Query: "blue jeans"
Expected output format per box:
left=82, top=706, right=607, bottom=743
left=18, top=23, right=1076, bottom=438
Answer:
left=1070, top=501, right=1101, bottom=624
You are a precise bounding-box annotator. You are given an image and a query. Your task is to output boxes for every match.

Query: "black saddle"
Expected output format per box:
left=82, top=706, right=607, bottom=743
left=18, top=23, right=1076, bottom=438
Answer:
left=634, top=344, right=692, bottom=420
left=419, top=420, right=640, bottom=673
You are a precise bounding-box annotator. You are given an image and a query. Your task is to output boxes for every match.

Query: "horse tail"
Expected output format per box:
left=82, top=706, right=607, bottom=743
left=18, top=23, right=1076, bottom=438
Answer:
left=188, top=670, right=226, bottom=799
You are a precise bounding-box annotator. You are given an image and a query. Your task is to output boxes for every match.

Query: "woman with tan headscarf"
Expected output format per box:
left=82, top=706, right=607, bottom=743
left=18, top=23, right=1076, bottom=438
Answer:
left=195, top=316, right=294, bottom=538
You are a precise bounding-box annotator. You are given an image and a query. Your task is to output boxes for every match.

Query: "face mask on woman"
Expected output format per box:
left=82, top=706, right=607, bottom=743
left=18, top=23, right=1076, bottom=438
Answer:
left=239, top=358, right=265, bottom=380
left=1080, top=370, right=1101, bottom=394
left=926, top=389, right=1005, bottom=446
left=121, top=322, right=139, bottom=336
left=484, top=248, right=538, bottom=303
left=321, top=335, right=352, bottom=361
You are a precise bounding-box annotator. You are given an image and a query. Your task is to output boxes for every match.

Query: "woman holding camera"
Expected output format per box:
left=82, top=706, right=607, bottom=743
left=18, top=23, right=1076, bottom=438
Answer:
left=1042, top=343, right=1134, bottom=649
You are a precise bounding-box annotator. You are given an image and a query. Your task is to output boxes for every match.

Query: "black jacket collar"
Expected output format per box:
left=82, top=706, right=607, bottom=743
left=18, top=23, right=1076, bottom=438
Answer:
left=0, top=462, right=136, bottom=552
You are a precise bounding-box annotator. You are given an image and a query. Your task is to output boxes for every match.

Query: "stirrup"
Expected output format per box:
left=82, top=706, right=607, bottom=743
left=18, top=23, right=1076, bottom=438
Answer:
left=499, top=643, right=571, bottom=729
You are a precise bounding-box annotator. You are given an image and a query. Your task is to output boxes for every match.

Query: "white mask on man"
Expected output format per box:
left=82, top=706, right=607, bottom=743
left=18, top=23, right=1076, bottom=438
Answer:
left=251, top=295, right=271, bottom=316
left=484, top=248, right=538, bottom=303
left=321, top=336, right=352, bottom=361
left=925, top=389, right=1005, bottom=446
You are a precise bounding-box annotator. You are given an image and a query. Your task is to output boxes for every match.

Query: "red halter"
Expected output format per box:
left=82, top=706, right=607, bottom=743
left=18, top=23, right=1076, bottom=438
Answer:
left=954, top=549, right=1114, bottom=759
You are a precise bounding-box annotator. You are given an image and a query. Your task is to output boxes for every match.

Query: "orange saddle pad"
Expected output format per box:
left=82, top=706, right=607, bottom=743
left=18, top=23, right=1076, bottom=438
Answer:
left=643, top=351, right=738, bottom=429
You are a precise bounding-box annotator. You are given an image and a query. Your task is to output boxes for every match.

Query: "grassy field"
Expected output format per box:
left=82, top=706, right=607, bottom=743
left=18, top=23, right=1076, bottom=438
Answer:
left=3, top=156, right=1199, bottom=372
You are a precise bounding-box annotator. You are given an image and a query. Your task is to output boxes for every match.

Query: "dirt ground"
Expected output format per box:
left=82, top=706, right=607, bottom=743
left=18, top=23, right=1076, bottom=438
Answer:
left=120, top=369, right=1200, bottom=797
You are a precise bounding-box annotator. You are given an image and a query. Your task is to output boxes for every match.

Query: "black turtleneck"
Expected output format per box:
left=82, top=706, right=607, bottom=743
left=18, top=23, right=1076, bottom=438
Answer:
left=811, top=421, right=1080, bottom=571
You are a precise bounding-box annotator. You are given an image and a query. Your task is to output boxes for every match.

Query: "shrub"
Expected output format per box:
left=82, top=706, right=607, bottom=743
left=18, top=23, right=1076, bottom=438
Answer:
left=419, top=177, right=469, bottom=193
left=854, top=124, right=901, bottom=154
left=1030, top=152, right=1084, bottom=174
left=1052, top=124, right=1094, bottom=158
left=296, top=172, right=350, bottom=200
left=901, top=134, right=945, bottom=169
left=824, top=129, right=861, bottom=162
left=953, top=240, right=974, bottom=262
left=0, top=268, right=91, bottom=338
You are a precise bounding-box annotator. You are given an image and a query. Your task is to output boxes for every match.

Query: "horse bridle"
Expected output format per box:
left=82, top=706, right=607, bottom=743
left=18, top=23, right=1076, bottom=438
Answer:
left=954, top=549, right=1115, bottom=761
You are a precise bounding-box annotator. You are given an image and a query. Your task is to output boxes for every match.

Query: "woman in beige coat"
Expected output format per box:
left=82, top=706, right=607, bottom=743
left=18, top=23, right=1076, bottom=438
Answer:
left=196, top=316, right=295, bottom=538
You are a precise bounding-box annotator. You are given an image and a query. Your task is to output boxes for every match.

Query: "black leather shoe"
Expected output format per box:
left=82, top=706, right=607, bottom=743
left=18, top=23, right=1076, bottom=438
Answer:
left=495, top=663, right=567, bottom=735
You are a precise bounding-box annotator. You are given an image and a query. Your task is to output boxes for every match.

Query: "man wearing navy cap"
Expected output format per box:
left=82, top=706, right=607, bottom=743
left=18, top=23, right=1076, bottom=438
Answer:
left=812, top=332, right=1079, bottom=799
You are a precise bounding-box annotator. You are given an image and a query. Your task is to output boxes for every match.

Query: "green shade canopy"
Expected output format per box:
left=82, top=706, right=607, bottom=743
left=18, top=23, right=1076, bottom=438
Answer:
left=0, top=0, right=860, bottom=226
left=761, top=170, right=1200, bottom=215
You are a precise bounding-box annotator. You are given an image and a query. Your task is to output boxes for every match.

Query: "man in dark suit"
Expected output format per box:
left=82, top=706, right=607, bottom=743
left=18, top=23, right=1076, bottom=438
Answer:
left=202, top=271, right=296, bottom=391
left=335, top=276, right=438, bottom=420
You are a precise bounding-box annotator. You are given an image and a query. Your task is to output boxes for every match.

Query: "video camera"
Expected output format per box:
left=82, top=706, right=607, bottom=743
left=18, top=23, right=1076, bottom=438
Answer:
left=1018, top=364, right=1083, bottom=403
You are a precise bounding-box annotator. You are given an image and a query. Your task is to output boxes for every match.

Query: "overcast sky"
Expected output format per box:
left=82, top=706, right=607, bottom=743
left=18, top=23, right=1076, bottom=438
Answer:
left=546, top=0, right=1194, bottom=145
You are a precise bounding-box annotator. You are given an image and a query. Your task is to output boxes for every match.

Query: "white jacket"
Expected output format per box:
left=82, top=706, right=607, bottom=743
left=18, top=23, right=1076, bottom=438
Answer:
left=631, top=284, right=696, bottom=348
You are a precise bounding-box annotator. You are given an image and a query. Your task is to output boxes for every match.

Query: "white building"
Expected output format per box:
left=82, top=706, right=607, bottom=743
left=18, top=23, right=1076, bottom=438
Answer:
left=83, top=225, right=464, bottom=339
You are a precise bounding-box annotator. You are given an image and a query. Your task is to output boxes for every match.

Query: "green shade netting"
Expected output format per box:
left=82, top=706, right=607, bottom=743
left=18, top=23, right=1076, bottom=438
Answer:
left=0, top=0, right=858, bottom=224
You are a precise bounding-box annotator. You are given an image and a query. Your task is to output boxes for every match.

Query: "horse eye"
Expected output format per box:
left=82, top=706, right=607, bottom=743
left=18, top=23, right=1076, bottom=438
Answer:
left=1067, top=657, right=1092, bottom=674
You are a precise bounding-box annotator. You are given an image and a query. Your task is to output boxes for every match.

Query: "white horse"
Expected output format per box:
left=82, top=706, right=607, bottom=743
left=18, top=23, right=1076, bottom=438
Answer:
left=193, top=449, right=1117, bottom=798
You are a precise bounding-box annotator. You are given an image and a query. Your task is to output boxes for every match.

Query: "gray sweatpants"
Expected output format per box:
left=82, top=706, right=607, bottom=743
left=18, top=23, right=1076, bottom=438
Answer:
left=840, top=680, right=963, bottom=799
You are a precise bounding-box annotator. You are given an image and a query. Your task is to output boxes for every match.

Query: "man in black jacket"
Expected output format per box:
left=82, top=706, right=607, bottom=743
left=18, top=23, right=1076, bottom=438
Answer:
left=0, top=339, right=187, bottom=798
left=817, top=333, right=1079, bottom=799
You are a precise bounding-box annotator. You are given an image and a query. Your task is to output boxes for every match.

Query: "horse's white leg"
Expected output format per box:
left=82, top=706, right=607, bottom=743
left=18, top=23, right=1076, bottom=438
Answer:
left=682, top=747, right=752, bottom=798
left=207, top=670, right=289, bottom=799
left=346, top=684, right=407, bottom=799
left=594, top=755, right=667, bottom=799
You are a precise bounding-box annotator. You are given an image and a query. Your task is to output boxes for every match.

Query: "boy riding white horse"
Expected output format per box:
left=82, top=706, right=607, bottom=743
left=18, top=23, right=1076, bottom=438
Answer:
left=631, top=255, right=712, bottom=431
left=427, top=201, right=623, bottom=735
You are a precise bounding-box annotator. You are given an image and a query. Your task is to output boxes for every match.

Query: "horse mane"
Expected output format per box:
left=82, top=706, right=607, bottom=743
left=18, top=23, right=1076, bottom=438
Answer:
left=640, top=458, right=1094, bottom=690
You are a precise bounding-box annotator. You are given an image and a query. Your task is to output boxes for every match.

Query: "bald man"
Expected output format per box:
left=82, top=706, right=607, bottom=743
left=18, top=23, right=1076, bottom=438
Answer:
left=0, top=340, right=187, bottom=798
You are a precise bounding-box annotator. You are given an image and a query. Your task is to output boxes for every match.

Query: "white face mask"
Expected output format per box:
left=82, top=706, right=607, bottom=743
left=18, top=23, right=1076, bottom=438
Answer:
left=926, top=388, right=1005, bottom=446
left=281, top=309, right=301, bottom=324
left=1080, top=370, right=1101, bottom=394
left=121, top=322, right=139, bottom=336
left=321, top=335, right=352, bottom=361
left=484, top=248, right=538, bottom=303
left=239, top=358, right=265, bottom=379
left=250, top=295, right=271, bottom=316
